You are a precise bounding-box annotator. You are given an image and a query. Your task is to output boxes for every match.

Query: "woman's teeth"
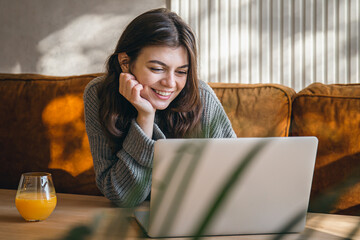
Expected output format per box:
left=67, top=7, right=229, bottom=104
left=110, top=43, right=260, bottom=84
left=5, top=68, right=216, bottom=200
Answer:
left=154, top=89, right=172, bottom=96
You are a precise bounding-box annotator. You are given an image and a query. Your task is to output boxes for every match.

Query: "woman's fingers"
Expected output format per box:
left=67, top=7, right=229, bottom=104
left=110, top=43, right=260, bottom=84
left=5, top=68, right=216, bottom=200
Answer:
left=129, top=83, right=143, bottom=103
left=119, top=73, right=137, bottom=99
left=118, top=73, right=155, bottom=114
left=119, top=73, right=133, bottom=91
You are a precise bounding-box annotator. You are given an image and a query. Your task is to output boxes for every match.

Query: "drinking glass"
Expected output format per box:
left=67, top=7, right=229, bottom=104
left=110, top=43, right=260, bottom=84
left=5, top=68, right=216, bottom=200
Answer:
left=15, top=172, right=57, bottom=221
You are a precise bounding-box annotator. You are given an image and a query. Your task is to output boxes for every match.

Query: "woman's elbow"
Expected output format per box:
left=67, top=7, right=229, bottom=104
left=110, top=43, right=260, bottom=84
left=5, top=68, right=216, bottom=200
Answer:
left=106, top=193, right=145, bottom=208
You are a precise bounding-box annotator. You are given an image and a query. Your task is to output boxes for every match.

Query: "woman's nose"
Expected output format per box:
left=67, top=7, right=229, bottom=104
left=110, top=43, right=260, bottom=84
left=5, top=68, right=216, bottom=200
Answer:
left=161, top=73, right=176, bottom=88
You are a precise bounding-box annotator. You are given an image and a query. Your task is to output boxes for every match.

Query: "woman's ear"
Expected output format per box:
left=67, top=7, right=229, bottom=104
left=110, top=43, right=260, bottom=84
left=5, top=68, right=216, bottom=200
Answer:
left=118, top=52, right=130, bottom=73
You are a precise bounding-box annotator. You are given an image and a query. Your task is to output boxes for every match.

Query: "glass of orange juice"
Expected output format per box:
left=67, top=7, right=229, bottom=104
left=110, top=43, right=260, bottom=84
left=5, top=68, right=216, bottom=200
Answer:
left=15, top=172, right=57, bottom=221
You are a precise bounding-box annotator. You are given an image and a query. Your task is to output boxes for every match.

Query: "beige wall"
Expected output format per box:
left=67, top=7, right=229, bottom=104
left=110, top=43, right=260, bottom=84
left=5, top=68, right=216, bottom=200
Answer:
left=0, top=0, right=166, bottom=76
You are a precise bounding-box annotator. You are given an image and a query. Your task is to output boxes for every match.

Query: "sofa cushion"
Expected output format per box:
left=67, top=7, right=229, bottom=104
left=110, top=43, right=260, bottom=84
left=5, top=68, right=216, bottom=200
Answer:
left=209, top=83, right=296, bottom=137
left=291, top=82, right=360, bottom=215
left=0, top=73, right=102, bottom=195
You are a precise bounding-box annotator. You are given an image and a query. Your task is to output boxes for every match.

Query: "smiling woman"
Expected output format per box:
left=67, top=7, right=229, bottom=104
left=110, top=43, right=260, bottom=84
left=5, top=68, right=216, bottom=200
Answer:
left=83, top=8, right=236, bottom=207
left=119, top=45, right=188, bottom=114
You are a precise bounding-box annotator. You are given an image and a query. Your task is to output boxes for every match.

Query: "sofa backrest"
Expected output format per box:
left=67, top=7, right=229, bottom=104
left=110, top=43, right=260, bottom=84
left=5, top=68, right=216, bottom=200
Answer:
left=0, top=73, right=102, bottom=195
left=209, top=82, right=296, bottom=137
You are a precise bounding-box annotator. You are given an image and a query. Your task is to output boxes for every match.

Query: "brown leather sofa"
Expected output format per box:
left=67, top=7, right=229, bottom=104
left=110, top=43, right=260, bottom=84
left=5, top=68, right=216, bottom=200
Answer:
left=0, top=73, right=359, bottom=216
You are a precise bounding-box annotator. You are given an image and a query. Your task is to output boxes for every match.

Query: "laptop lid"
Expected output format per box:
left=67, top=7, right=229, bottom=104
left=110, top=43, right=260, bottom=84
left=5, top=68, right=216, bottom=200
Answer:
left=136, top=137, right=318, bottom=238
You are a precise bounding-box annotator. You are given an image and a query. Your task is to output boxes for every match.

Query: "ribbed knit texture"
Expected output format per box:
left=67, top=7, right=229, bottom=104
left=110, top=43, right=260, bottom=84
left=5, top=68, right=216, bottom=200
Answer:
left=84, top=77, right=236, bottom=207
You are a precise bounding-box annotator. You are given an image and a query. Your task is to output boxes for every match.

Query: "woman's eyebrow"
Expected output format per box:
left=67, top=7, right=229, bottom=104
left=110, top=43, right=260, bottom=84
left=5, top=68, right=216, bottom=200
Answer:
left=148, top=60, right=188, bottom=68
left=178, top=64, right=189, bottom=68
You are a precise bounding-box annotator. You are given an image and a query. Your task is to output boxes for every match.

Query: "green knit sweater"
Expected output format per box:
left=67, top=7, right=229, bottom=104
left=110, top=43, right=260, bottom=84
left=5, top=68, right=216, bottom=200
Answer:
left=84, top=77, right=236, bottom=207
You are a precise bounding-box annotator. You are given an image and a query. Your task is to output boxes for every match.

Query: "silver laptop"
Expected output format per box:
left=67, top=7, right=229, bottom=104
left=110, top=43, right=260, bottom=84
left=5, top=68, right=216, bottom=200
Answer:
left=135, top=137, right=318, bottom=238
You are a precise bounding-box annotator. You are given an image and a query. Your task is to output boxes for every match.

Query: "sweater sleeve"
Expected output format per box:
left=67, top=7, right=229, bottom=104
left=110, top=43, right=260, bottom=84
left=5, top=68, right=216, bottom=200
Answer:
left=198, top=81, right=237, bottom=138
left=83, top=78, right=165, bottom=207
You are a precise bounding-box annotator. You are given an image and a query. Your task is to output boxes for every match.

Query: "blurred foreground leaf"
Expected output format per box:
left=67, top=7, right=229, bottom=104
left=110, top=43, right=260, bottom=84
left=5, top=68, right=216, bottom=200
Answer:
left=62, top=225, right=92, bottom=240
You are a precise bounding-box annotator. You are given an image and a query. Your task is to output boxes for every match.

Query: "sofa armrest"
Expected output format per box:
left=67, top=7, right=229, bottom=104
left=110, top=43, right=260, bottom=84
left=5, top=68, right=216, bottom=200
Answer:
left=291, top=82, right=360, bottom=215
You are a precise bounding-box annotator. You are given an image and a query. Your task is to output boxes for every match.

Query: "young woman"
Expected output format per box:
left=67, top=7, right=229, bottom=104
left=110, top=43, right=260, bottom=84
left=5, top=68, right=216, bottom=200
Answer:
left=84, top=8, right=236, bottom=207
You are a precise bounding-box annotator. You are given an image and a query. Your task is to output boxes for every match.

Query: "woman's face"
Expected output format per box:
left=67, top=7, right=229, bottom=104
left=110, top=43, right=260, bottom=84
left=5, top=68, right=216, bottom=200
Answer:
left=130, top=45, right=189, bottom=110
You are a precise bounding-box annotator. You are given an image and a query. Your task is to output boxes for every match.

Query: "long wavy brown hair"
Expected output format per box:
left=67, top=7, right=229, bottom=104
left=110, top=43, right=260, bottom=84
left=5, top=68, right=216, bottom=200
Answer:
left=98, top=8, right=202, bottom=152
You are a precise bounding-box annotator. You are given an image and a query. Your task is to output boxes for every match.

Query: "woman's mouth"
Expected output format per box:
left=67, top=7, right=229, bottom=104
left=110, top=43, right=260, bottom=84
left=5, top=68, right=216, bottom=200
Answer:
left=152, top=89, right=173, bottom=99
left=154, top=89, right=171, bottom=96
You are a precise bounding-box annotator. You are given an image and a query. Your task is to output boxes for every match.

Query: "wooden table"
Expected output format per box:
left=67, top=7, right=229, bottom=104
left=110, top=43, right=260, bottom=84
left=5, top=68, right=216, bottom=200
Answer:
left=0, top=189, right=115, bottom=240
left=0, top=189, right=359, bottom=240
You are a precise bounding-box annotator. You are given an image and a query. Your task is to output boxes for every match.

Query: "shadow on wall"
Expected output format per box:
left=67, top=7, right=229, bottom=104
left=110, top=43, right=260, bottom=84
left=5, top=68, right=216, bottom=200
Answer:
left=187, top=0, right=359, bottom=88
left=0, top=0, right=165, bottom=76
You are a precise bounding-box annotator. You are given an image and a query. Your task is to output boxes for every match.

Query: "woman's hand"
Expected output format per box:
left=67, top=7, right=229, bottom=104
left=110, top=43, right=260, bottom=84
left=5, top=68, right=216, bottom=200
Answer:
left=119, top=73, right=155, bottom=138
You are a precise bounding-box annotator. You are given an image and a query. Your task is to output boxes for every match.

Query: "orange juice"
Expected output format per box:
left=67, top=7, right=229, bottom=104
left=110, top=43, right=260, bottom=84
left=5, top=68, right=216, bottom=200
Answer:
left=15, top=192, right=57, bottom=221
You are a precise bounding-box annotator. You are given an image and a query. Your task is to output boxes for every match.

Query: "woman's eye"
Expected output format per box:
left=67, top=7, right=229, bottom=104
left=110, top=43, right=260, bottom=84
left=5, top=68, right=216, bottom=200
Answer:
left=177, top=70, right=188, bottom=75
left=150, top=67, right=163, bottom=72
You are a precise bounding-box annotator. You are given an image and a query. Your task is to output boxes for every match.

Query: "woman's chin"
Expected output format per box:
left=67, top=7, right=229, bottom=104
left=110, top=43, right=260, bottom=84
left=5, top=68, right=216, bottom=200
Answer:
left=149, top=98, right=172, bottom=110
left=152, top=102, right=171, bottom=111
left=154, top=105, right=169, bottom=111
